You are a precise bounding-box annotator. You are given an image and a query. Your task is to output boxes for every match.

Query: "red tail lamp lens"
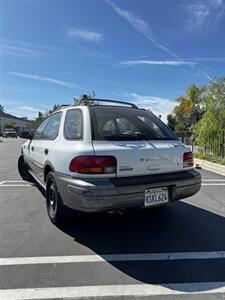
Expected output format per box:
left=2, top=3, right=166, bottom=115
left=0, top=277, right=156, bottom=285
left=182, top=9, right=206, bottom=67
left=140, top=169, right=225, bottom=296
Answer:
left=69, top=156, right=117, bottom=174
left=183, top=152, right=193, bottom=168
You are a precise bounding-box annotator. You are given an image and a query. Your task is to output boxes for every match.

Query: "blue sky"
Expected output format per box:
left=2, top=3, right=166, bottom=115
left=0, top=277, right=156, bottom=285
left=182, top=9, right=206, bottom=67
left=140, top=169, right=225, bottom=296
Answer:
left=0, top=0, right=225, bottom=121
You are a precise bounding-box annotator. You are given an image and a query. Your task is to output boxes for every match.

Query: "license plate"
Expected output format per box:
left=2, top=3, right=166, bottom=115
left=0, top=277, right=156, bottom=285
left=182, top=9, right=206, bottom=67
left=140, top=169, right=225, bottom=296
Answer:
left=144, top=187, right=169, bottom=207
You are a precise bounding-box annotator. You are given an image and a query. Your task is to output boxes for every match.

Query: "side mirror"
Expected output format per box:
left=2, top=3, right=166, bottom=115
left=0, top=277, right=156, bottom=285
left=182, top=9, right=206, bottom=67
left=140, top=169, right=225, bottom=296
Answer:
left=28, top=132, right=34, bottom=140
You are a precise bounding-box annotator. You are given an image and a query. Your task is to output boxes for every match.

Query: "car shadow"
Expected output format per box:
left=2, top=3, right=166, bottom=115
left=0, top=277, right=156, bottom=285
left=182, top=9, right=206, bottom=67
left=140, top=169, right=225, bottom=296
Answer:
left=55, top=201, right=225, bottom=293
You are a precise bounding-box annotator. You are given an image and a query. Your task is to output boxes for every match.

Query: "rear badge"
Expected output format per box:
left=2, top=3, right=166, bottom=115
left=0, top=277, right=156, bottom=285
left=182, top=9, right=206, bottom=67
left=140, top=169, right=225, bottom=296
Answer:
left=140, top=156, right=169, bottom=162
left=119, top=166, right=133, bottom=171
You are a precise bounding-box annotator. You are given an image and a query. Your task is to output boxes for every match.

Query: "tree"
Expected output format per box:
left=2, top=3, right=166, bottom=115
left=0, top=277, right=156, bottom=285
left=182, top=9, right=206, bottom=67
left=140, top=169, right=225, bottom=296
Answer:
left=4, top=122, right=15, bottom=129
left=32, top=111, right=44, bottom=129
left=74, top=92, right=96, bottom=106
left=167, top=114, right=177, bottom=131
left=48, top=104, right=60, bottom=115
left=0, top=104, right=4, bottom=113
left=172, top=84, right=206, bottom=131
left=38, top=111, right=43, bottom=119
left=194, top=77, right=225, bottom=150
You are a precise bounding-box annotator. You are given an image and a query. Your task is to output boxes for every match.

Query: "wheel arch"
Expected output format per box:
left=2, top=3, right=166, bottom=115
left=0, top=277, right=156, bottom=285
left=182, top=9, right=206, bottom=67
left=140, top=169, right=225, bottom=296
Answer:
left=44, top=161, right=55, bottom=183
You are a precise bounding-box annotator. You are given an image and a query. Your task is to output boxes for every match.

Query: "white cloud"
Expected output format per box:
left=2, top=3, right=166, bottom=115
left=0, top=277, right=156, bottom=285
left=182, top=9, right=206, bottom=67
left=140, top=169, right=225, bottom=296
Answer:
left=124, top=93, right=176, bottom=123
left=187, top=56, right=225, bottom=62
left=120, top=57, right=225, bottom=67
left=212, top=0, right=223, bottom=7
left=8, top=72, right=77, bottom=88
left=67, top=29, right=103, bottom=42
left=120, top=60, right=197, bottom=67
left=19, top=106, right=41, bottom=113
left=106, top=1, right=213, bottom=81
left=188, top=3, right=210, bottom=29
left=5, top=105, right=47, bottom=119
left=198, top=70, right=213, bottom=81
left=0, top=39, right=44, bottom=56
left=187, top=0, right=225, bottom=30
left=106, top=0, right=176, bottom=57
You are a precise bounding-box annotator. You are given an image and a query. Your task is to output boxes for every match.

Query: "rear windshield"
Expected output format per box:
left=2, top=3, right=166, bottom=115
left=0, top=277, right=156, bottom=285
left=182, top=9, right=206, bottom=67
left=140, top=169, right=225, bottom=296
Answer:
left=90, top=106, right=178, bottom=141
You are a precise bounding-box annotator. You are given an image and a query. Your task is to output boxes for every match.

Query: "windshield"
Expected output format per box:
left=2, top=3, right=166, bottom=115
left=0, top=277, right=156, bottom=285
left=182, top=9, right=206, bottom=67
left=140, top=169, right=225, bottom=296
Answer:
left=90, top=106, right=178, bottom=141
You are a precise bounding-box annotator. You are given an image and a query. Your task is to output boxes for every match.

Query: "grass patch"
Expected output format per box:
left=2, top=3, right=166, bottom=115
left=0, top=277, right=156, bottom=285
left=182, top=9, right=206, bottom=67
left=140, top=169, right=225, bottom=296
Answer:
left=194, top=153, right=225, bottom=165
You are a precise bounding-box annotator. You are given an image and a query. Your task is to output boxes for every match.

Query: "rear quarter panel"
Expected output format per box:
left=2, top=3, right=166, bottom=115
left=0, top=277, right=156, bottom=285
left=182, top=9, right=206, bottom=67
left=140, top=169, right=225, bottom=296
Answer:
left=47, top=107, right=94, bottom=176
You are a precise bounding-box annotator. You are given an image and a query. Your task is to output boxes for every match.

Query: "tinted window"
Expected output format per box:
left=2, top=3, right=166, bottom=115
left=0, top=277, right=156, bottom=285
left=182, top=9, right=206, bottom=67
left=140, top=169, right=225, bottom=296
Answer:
left=42, top=113, right=61, bottom=140
left=33, top=118, right=49, bottom=139
left=90, top=107, right=177, bottom=141
left=64, top=109, right=82, bottom=140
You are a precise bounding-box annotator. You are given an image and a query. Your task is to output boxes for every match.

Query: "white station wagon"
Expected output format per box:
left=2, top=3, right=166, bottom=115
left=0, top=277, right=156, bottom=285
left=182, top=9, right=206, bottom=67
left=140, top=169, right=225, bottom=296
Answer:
left=18, top=99, right=201, bottom=224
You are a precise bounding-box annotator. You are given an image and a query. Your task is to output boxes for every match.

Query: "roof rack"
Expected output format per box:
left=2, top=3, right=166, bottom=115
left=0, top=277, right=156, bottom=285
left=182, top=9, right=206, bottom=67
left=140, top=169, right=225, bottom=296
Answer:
left=59, top=104, right=71, bottom=108
left=54, top=104, right=71, bottom=111
left=77, top=98, right=138, bottom=109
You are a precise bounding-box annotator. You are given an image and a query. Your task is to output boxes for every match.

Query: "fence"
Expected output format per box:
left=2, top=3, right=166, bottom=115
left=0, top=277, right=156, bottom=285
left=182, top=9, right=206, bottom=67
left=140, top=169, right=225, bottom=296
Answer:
left=175, top=130, right=225, bottom=158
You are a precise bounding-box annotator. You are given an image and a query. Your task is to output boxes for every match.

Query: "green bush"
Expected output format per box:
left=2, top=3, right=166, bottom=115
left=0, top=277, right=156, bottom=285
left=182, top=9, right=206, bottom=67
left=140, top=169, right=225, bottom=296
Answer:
left=194, top=153, right=225, bottom=165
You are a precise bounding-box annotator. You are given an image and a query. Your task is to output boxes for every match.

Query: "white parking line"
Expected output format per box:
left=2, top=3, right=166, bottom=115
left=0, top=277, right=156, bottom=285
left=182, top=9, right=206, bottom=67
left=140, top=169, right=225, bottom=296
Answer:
left=203, top=179, right=225, bottom=181
left=1, top=282, right=225, bottom=300
left=0, top=180, right=27, bottom=183
left=0, top=184, right=33, bottom=187
left=202, top=183, right=225, bottom=186
left=0, top=181, right=34, bottom=187
left=1, top=251, right=225, bottom=266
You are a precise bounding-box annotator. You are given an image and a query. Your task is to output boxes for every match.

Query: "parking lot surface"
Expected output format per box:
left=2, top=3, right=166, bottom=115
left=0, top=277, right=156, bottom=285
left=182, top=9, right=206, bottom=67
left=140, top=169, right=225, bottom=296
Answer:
left=1, top=138, right=225, bottom=299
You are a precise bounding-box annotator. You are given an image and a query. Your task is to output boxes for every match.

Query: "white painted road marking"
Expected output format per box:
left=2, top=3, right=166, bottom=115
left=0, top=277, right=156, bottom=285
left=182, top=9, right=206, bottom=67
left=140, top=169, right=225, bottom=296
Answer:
left=0, top=184, right=33, bottom=187
left=0, top=181, right=28, bottom=183
left=203, top=179, right=225, bottom=181
left=1, top=251, right=225, bottom=266
left=0, top=181, right=34, bottom=187
left=1, top=282, right=225, bottom=300
left=202, top=183, right=225, bottom=186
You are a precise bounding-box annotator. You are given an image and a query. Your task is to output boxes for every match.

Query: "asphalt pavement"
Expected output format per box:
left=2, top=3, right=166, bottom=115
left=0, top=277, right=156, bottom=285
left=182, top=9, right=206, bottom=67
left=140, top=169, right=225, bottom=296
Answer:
left=1, top=138, right=225, bottom=299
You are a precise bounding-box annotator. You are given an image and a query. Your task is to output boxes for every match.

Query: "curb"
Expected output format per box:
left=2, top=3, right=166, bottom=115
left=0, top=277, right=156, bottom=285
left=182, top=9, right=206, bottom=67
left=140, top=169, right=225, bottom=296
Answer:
left=194, top=158, right=225, bottom=176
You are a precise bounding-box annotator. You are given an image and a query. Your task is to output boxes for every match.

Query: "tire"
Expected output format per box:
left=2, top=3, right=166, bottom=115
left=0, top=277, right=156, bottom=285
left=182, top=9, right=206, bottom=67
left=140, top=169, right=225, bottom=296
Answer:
left=18, top=155, right=32, bottom=181
left=45, top=172, right=69, bottom=225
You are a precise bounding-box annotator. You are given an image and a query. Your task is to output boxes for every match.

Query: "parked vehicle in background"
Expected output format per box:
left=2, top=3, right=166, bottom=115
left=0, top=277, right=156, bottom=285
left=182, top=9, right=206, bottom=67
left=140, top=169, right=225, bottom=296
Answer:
left=19, top=131, right=32, bottom=139
left=3, top=128, right=17, bottom=138
left=18, top=99, right=201, bottom=224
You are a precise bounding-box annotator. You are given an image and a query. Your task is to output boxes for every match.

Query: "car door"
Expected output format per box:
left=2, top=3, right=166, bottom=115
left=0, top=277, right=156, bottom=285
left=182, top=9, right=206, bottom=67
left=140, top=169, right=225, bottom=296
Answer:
left=26, top=117, right=50, bottom=174
left=33, top=112, right=62, bottom=182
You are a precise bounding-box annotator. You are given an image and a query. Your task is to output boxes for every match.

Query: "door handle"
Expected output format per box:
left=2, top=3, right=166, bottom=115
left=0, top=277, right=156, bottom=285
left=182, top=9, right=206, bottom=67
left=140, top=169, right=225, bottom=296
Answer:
left=44, top=148, right=49, bottom=155
left=31, top=146, right=34, bottom=151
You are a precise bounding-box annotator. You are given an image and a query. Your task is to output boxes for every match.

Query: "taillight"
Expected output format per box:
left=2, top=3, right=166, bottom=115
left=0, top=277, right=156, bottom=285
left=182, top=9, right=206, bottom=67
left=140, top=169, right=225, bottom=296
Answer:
left=183, top=152, right=193, bottom=168
left=69, top=156, right=117, bottom=174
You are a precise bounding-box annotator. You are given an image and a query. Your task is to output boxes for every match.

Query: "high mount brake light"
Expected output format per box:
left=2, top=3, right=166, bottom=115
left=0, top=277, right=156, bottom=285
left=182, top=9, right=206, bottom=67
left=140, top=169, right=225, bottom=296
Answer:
left=183, top=152, right=193, bottom=168
left=69, top=156, right=117, bottom=174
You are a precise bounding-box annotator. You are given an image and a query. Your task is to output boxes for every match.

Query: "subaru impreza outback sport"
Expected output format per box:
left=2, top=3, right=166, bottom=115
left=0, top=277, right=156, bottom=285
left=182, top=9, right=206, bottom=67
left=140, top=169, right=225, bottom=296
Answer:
left=18, top=99, right=201, bottom=224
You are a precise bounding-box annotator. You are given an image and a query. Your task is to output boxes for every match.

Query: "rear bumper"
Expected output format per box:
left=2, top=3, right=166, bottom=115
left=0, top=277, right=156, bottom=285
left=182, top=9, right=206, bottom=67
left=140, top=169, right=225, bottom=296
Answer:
left=54, top=169, right=201, bottom=212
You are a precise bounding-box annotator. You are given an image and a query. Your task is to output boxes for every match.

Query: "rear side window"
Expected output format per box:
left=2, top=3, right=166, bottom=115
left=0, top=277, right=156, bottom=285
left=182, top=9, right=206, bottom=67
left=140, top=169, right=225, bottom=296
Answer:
left=90, top=107, right=177, bottom=141
left=64, top=109, right=82, bottom=140
left=42, top=112, right=62, bottom=140
left=33, top=118, right=50, bottom=139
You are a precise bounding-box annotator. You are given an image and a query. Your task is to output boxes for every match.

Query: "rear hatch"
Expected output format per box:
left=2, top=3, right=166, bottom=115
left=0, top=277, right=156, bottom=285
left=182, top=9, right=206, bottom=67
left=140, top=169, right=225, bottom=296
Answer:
left=93, top=140, right=187, bottom=177
left=90, top=106, right=190, bottom=177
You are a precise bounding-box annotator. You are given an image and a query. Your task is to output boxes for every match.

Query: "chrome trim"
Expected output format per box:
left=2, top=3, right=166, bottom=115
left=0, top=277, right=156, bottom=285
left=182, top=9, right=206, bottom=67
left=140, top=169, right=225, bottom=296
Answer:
left=28, top=170, right=46, bottom=190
